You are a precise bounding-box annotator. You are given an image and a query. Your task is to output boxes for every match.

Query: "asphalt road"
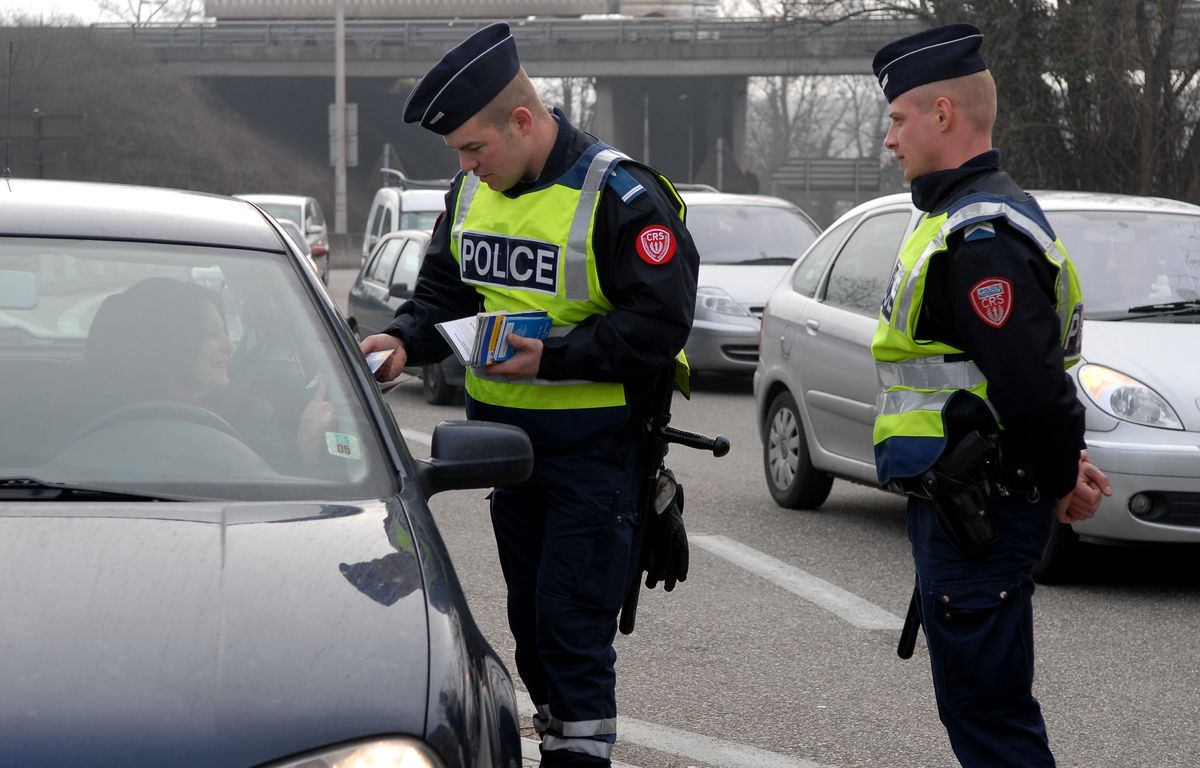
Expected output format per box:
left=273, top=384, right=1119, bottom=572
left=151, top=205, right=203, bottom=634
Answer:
left=329, top=269, right=1200, bottom=768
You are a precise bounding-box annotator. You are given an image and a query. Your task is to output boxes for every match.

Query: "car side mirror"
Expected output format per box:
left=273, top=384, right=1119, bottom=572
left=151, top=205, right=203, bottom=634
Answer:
left=388, top=282, right=411, bottom=299
left=414, top=420, right=533, bottom=498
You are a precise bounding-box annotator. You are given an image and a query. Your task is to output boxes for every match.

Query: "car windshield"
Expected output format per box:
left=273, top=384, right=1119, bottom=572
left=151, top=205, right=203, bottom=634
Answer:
left=0, top=239, right=395, bottom=501
left=399, top=209, right=440, bottom=232
left=686, top=203, right=820, bottom=265
left=1049, top=209, right=1200, bottom=320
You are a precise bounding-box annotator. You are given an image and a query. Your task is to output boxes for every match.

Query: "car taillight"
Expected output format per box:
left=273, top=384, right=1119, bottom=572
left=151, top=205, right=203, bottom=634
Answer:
left=311, top=245, right=328, bottom=257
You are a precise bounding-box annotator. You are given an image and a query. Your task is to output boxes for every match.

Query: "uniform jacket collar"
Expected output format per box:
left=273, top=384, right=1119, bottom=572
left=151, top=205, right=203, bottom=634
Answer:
left=910, top=149, right=1002, bottom=214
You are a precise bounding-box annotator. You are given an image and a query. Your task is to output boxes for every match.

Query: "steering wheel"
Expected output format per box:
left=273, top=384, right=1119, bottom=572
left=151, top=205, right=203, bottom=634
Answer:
left=73, top=400, right=244, bottom=443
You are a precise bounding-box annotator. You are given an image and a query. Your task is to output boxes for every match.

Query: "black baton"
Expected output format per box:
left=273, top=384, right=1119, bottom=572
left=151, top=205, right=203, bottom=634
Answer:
left=897, top=588, right=921, bottom=659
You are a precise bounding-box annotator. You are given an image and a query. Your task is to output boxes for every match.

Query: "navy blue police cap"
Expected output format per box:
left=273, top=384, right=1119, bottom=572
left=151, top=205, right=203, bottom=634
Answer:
left=872, top=23, right=987, bottom=103
left=402, top=22, right=520, bottom=135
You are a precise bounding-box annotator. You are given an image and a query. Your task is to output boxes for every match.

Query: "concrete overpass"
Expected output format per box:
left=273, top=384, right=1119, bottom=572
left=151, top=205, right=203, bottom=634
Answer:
left=93, top=16, right=929, bottom=196
left=83, top=10, right=1200, bottom=218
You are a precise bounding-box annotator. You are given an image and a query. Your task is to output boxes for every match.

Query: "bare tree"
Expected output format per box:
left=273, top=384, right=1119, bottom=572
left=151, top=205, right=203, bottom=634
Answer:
left=533, top=77, right=597, bottom=132
left=95, top=0, right=204, bottom=26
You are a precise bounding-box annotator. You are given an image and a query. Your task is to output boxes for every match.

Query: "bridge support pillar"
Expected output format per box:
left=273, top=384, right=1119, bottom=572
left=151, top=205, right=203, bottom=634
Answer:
left=593, top=75, right=753, bottom=193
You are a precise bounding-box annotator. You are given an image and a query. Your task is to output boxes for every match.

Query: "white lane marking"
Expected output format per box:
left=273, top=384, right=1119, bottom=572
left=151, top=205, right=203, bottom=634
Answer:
left=401, top=428, right=432, bottom=447
left=690, top=534, right=904, bottom=631
left=518, top=699, right=835, bottom=768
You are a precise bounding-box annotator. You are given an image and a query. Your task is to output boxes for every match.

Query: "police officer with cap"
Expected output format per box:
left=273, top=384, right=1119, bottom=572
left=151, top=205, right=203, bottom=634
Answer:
left=360, top=22, right=699, bottom=767
left=869, top=22, right=1112, bottom=766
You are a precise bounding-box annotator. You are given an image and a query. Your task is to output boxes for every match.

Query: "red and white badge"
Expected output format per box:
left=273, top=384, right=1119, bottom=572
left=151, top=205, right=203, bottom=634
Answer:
left=635, top=225, right=676, bottom=265
left=968, top=277, right=1014, bottom=328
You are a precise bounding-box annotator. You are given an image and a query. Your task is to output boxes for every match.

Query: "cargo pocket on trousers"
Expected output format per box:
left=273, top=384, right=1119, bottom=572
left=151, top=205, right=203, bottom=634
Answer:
left=572, top=492, right=637, bottom=611
left=926, top=576, right=1031, bottom=704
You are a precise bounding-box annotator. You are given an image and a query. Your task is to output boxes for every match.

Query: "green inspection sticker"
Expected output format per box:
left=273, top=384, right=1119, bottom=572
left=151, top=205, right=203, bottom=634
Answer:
left=325, top=432, right=362, bottom=460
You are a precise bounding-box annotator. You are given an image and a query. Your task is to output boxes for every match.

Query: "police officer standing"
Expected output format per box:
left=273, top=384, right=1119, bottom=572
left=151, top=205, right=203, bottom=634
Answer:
left=359, top=23, right=699, bottom=767
left=868, top=24, right=1112, bottom=766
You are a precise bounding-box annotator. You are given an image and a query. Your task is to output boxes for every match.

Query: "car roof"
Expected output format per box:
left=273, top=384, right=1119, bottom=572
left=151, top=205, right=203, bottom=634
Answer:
left=370, top=228, right=432, bottom=253
left=680, top=190, right=800, bottom=208
left=233, top=193, right=313, bottom=207
left=838, top=189, right=1200, bottom=224
left=372, top=187, right=446, bottom=209
left=1031, top=189, right=1200, bottom=214
left=1, top=178, right=285, bottom=251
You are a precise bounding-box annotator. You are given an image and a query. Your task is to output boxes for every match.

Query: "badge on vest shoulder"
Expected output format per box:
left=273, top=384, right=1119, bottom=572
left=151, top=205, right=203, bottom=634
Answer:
left=460, top=231, right=559, bottom=295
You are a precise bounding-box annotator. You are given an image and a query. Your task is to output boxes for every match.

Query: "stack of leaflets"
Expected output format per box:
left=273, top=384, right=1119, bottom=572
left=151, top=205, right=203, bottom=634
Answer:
left=435, top=309, right=553, bottom=367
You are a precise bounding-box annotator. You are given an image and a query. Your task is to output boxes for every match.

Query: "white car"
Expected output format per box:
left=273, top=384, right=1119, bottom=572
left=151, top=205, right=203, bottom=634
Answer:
left=680, top=188, right=820, bottom=374
left=754, top=190, right=1200, bottom=581
left=361, top=181, right=447, bottom=263
left=234, top=193, right=330, bottom=283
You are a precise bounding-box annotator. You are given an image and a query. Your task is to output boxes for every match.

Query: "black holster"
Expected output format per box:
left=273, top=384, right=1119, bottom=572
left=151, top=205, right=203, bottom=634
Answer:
left=900, top=430, right=1000, bottom=556
left=918, top=468, right=996, bottom=555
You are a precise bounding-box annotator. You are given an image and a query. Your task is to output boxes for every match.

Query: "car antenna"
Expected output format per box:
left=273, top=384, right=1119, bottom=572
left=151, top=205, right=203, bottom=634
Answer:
left=3, top=41, right=13, bottom=180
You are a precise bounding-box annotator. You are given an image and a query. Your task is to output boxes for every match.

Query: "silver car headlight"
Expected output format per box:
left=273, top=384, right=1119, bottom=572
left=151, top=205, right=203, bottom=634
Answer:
left=267, top=738, right=446, bottom=768
left=1078, top=364, right=1183, bottom=429
left=696, top=286, right=753, bottom=318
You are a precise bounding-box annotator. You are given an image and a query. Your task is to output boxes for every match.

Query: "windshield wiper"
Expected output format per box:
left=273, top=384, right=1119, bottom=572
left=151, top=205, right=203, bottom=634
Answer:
left=1125, top=300, right=1200, bottom=316
left=0, top=477, right=185, bottom=502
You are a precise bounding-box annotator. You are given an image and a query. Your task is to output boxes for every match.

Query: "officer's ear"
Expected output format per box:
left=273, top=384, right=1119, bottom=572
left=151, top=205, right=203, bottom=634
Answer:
left=510, top=106, right=535, bottom=136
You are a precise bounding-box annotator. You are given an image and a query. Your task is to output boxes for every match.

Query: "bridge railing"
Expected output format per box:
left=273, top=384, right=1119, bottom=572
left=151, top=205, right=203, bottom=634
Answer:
left=90, top=16, right=928, bottom=54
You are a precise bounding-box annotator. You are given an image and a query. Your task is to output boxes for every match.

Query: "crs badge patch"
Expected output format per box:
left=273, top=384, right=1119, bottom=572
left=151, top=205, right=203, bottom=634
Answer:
left=635, top=225, right=676, bottom=265
left=968, top=277, right=1014, bottom=328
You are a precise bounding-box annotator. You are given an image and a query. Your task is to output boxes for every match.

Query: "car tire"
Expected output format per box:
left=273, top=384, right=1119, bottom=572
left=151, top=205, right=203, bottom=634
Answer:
left=763, top=390, right=833, bottom=509
left=423, top=363, right=460, bottom=405
left=1033, top=521, right=1081, bottom=584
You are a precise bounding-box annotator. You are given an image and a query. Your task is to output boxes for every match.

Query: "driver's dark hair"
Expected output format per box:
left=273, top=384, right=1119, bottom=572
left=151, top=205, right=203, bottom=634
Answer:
left=86, top=277, right=225, bottom=405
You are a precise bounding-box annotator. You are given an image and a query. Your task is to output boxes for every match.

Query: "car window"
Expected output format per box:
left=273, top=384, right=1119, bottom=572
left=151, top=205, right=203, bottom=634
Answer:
left=368, top=205, right=384, bottom=240
left=793, top=216, right=857, bottom=297
left=256, top=202, right=302, bottom=224
left=823, top=211, right=911, bottom=314
left=399, top=210, right=441, bottom=233
left=393, top=239, right=424, bottom=290
left=0, top=238, right=394, bottom=502
left=685, top=203, right=820, bottom=264
left=1047, top=209, right=1200, bottom=317
left=310, top=200, right=326, bottom=227
left=381, top=208, right=394, bottom=236
left=369, top=238, right=403, bottom=284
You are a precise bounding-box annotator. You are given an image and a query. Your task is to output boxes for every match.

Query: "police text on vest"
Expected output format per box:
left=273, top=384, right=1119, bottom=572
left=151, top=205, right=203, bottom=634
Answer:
left=461, top=231, right=559, bottom=295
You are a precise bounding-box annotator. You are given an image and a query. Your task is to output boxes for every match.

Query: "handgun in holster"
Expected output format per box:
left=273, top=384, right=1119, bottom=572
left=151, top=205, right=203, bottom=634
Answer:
left=895, top=429, right=1000, bottom=660
left=913, top=430, right=1001, bottom=556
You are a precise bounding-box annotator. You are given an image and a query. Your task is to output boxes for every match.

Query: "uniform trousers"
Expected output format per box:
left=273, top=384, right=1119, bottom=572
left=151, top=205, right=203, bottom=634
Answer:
left=907, top=489, right=1057, bottom=768
left=490, top=433, right=641, bottom=768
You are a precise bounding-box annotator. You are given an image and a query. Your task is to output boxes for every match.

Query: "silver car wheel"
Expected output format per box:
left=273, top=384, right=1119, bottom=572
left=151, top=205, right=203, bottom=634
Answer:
left=769, top=406, right=800, bottom=488
left=762, top=390, right=833, bottom=509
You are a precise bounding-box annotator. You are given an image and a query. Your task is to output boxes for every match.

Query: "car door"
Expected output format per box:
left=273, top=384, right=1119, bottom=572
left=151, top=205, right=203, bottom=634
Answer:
left=357, top=236, right=406, bottom=336
left=800, top=207, right=913, bottom=468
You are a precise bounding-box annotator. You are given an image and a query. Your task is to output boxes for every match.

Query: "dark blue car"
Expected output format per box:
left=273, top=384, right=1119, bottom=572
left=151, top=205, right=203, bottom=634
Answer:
left=0, top=179, right=532, bottom=767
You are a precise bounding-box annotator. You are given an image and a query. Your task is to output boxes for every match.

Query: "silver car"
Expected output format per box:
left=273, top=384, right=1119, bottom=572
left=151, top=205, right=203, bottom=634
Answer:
left=754, top=190, right=1200, bottom=581
left=681, top=189, right=820, bottom=374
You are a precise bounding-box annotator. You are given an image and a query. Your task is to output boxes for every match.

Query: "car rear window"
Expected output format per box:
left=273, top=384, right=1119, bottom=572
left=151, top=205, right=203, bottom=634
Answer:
left=686, top=203, right=820, bottom=264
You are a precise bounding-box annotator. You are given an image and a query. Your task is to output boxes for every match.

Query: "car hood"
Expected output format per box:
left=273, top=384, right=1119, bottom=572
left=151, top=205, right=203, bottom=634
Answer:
left=1082, top=320, right=1200, bottom=431
left=0, top=499, right=429, bottom=766
left=696, top=263, right=791, bottom=308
